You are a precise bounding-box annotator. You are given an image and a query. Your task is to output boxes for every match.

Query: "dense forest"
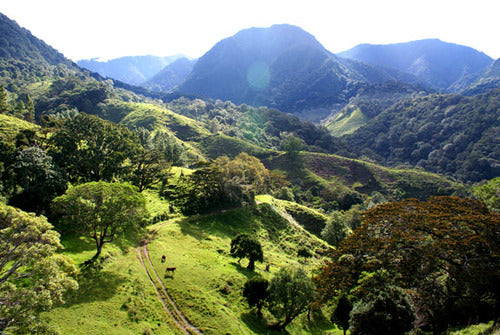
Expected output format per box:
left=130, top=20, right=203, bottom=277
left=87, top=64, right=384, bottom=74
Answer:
left=0, top=11, right=498, bottom=335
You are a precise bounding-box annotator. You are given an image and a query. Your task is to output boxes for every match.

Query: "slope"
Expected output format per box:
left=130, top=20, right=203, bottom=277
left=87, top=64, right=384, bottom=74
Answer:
left=143, top=57, right=196, bottom=92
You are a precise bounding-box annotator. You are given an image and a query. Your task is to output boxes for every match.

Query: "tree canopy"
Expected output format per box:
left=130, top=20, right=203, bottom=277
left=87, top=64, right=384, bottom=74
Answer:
left=315, top=196, right=500, bottom=333
left=49, top=113, right=142, bottom=183
left=230, top=233, right=264, bottom=270
left=52, top=181, right=147, bottom=262
left=0, top=203, right=78, bottom=333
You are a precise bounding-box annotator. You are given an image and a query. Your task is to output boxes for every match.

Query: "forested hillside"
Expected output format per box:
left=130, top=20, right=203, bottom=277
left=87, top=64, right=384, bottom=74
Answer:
left=342, top=89, right=500, bottom=182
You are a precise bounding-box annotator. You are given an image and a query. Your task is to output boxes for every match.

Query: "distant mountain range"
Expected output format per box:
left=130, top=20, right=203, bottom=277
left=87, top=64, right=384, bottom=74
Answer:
left=77, top=55, right=186, bottom=86
left=337, top=39, right=493, bottom=91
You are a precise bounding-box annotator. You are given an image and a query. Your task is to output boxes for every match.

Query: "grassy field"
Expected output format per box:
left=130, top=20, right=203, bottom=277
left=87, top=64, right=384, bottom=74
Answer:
left=43, top=189, right=339, bottom=334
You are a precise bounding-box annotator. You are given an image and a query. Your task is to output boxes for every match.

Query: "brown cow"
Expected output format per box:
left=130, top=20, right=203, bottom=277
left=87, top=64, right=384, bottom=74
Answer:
left=165, top=267, right=176, bottom=274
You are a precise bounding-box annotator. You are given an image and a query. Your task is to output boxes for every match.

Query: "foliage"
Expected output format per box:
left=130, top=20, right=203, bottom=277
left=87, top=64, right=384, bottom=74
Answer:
left=127, top=148, right=171, bottom=192
left=51, top=181, right=147, bottom=262
left=243, top=277, right=269, bottom=315
left=230, top=233, right=264, bottom=270
left=49, top=113, right=142, bottom=183
left=267, top=266, right=316, bottom=330
left=10, top=146, right=67, bottom=213
left=0, top=203, right=78, bottom=333
left=349, top=285, right=415, bottom=335
left=473, top=177, right=500, bottom=212
left=315, top=196, right=500, bottom=333
left=321, top=211, right=351, bottom=247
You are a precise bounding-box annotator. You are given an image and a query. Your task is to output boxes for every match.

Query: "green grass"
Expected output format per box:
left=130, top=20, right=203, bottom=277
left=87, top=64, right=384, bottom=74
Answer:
left=44, top=190, right=337, bottom=334
left=147, top=204, right=335, bottom=334
left=326, top=105, right=368, bottom=137
left=0, top=113, right=39, bottom=142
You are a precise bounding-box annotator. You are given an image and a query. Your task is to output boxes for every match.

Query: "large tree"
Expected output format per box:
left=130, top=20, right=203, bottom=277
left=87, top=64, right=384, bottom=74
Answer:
left=49, top=113, right=142, bottom=183
left=315, top=196, right=500, bottom=333
left=267, top=267, right=316, bottom=330
left=230, top=233, right=264, bottom=270
left=0, top=203, right=78, bottom=333
left=52, top=181, right=147, bottom=262
left=10, top=146, right=67, bottom=213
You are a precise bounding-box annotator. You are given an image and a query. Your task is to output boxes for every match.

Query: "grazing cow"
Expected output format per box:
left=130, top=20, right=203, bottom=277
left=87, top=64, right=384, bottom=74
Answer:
left=165, top=267, right=176, bottom=274
left=161, top=254, right=166, bottom=263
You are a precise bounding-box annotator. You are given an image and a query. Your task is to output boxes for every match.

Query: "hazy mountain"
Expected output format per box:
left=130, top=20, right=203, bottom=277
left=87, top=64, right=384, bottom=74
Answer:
left=143, top=57, right=196, bottom=92
left=177, top=24, right=418, bottom=116
left=77, top=55, right=185, bottom=85
left=462, top=58, right=500, bottom=95
left=338, top=39, right=493, bottom=91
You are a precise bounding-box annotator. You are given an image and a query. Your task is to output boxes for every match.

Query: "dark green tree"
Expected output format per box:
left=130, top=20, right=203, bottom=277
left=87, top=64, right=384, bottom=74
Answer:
left=243, top=277, right=269, bottom=316
left=349, top=286, right=415, bottom=335
left=49, top=113, right=142, bottom=183
left=331, top=295, right=353, bottom=335
left=52, top=181, right=147, bottom=262
left=267, top=267, right=316, bottom=330
left=23, top=93, right=35, bottom=122
left=10, top=146, right=67, bottom=213
left=230, top=233, right=264, bottom=270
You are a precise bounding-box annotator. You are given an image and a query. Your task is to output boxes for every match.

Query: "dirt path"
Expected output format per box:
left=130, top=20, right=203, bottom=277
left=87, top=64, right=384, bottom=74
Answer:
left=137, top=225, right=203, bottom=335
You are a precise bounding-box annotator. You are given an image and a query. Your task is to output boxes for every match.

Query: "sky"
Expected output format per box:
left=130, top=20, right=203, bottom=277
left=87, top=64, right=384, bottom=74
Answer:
left=1, top=0, right=499, bottom=62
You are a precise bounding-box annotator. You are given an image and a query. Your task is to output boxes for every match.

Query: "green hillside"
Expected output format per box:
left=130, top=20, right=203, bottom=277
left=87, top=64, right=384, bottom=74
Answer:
left=44, top=196, right=336, bottom=335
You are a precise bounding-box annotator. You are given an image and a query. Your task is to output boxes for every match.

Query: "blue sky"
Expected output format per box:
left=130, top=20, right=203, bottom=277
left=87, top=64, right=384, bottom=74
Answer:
left=1, top=0, right=499, bottom=61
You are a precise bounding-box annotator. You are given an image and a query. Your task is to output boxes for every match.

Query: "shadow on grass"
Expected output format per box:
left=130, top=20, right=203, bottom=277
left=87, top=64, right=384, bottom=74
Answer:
left=228, top=261, right=266, bottom=279
left=60, top=235, right=96, bottom=253
left=64, top=270, right=128, bottom=306
left=240, top=312, right=289, bottom=334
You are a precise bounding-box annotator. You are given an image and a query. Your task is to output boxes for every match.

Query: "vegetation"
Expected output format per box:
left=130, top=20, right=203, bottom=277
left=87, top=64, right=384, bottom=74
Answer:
left=315, top=196, right=500, bottom=334
left=52, top=181, right=147, bottom=262
left=230, top=233, right=264, bottom=270
left=0, top=203, right=78, bottom=333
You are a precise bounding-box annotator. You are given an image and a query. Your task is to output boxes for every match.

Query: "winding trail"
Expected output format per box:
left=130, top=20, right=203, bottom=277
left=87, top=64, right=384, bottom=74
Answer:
left=137, top=224, right=203, bottom=335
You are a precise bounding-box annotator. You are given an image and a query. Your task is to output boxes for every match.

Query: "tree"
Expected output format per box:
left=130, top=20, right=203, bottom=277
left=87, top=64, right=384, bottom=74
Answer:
left=230, top=233, right=264, bottom=270
left=267, top=267, right=316, bottom=330
left=243, top=277, right=269, bottom=316
left=349, top=286, right=415, bottom=335
left=10, top=146, right=67, bottom=213
left=49, top=113, right=142, bottom=183
left=23, top=93, right=35, bottom=122
left=0, top=85, right=9, bottom=114
left=321, top=211, right=351, bottom=247
left=331, top=295, right=353, bottom=335
left=128, top=149, right=171, bottom=192
left=315, top=196, right=500, bottom=333
left=281, top=134, right=304, bottom=161
left=52, top=181, right=147, bottom=262
left=0, top=203, right=78, bottom=333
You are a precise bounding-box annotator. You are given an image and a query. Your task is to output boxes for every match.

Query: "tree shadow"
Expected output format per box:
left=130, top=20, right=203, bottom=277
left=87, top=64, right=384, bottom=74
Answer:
left=60, top=235, right=96, bottom=253
left=240, top=312, right=289, bottom=334
left=63, top=270, right=128, bottom=306
left=229, top=261, right=265, bottom=279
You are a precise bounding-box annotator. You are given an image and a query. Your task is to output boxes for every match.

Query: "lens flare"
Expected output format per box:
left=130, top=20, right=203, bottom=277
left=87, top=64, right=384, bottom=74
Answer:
left=246, top=62, right=270, bottom=89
